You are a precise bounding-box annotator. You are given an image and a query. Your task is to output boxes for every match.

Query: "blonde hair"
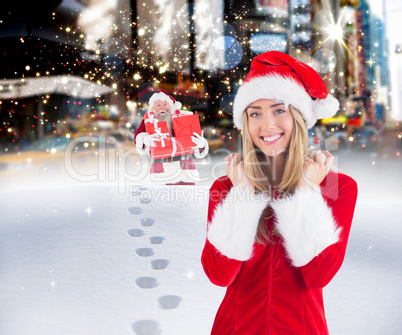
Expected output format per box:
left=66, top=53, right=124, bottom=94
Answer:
left=242, top=105, right=308, bottom=244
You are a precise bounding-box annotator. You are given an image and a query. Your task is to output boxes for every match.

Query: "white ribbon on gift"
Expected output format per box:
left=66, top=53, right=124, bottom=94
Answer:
left=153, top=127, right=169, bottom=148
left=144, top=112, right=159, bottom=129
left=172, top=110, right=193, bottom=118
left=170, top=137, right=177, bottom=157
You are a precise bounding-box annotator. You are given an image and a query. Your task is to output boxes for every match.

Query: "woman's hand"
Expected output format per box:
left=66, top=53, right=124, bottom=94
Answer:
left=298, top=150, right=334, bottom=190
left=225, top=153, right=254, bottom=193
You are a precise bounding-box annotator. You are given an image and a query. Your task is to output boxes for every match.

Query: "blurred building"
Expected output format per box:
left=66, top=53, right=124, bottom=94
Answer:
left=370, top=15, right=390, bottom=122
left=308, top=0, right=391, bottom=131
left=289, top=0, right=313, bottom=54
left=344, top=0, right=390, bottom=126
left=393, top=46, right=402, bottom=123
left=0, top=0, right=393, bottom=153
left=0, top=1, right=132, bottom=151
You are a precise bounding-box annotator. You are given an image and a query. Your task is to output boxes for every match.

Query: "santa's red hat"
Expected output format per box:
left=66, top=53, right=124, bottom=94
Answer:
left=148, top=89, right=182, bottom=112
left=233, top=51, right=339, bottom=129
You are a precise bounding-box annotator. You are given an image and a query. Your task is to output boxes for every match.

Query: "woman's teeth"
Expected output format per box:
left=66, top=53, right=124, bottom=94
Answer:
left=262, top=134, right=281, bottom=142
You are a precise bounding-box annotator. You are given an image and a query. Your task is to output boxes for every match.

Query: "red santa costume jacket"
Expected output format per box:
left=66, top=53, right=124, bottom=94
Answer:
left=201, top=171, right=358, bottom=334
left=134, top=119, right=201, bottom=184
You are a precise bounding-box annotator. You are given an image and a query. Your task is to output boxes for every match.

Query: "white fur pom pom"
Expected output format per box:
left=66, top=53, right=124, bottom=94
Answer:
left=313, top=94, right=339, bottom=121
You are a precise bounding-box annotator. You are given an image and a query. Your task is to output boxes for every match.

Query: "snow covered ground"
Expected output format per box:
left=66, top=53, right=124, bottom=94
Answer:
left=1, top=149, right=401, bottom=335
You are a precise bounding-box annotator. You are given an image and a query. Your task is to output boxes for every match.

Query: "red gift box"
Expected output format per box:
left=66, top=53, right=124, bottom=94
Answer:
left=150, top=122, right=172, bottom=149
left=150, top=137, right=190, bottom=159
left=173, top=114, right=202, bottom=156
left=174, top=136, right=196, bottom=155
left=172, top=114, right=201, bottom=137
left=145, top=111, right=203, bottom=159
left=144, top=111, right=172, bottom=150
left=150, top=143, right=176, bottom=159
left=144, top=111, right=175, bottom=159
left=144, top=111, right=159, bottom=133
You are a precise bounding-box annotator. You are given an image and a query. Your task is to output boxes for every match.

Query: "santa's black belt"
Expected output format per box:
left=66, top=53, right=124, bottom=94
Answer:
left=153, top=154, right=191, bottom=163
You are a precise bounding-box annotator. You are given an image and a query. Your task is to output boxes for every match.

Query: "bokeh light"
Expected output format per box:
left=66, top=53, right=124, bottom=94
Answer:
left=219, top=93, right=235, bottom=114
left=209, top=36, right=243, bottom=70
left=311, top=48, right=337, bottom=73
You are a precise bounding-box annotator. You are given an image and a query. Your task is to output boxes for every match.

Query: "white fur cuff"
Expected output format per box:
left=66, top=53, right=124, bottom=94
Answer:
left=207, top=186, right=270, bottom=261
left=193, top=139, right=209, bottom=159
left=135, top=132, right=149, bottom=149
left=271, top=186, right=341, bottom=267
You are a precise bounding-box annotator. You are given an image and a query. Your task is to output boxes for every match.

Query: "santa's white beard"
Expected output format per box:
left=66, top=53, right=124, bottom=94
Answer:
left=159, top=113, right=173, bottom=135
left=152, top=108, right=173, bottom=136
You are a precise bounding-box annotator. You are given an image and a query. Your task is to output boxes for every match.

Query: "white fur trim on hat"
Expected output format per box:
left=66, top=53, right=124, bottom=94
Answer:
left=233, top=75, right=339, bottom=129
left=270, top=186, right=341, bottom=267
left=313, top=93, right=339, bottom=120
left=207, top=186, right=270, bottom=261
left=173, top=101, right=182, bottom=111
left=149, top=92, right=182, bottom=112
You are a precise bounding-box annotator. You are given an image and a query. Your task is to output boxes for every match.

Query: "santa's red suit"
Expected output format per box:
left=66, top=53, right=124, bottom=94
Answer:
left=201, top=171, right=358, bottom=334
left=134, top=118, right=205, bottom=185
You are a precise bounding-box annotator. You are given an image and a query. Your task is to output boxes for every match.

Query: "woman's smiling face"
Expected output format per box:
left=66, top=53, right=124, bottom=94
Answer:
left=246, top=99, right=294, bottom=157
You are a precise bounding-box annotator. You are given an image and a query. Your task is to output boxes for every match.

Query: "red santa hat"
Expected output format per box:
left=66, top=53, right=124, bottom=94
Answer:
left=233, top=51, right=339, bottom=129
left=148, top=89, right=182, bottom=112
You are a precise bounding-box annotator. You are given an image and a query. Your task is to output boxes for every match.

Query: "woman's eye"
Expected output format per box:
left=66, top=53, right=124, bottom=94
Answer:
left=249, top=112, right=260, bottom=117
left=275, top=109, right=285, bottom=114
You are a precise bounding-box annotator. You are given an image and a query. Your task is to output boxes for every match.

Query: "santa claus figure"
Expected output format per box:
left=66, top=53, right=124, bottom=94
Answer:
left=134, top=90, right=209, bottom=185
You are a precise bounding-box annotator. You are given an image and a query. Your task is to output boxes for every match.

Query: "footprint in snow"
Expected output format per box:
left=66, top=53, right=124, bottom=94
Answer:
left=140, top=218, right=155, bottom=227
left=149, top=236, right=164, bottom=245
left=131, top=186, right=148, bottom=194
left=139, top=192, right=153, bottom=204
left=132, top=320, right=161, bottom=335
left=158, top=295, right=181, bottom=310
left=135, top=277, right=158, bottom=289
left=151, top=259, right=169, bottom=270
left=127, top=229, right=145, bottom=237
left=128, top=207, right=143, bottom=215
left=136, top=248, right=155, bottom=257
left=131, top=187, right=142, bottom=196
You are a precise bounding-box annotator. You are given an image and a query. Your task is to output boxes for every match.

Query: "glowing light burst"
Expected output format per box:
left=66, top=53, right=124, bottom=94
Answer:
left=325, top=22, right=343, bottom=42
left=85, top=207, right=93, bottom=216
left=185, top=269, right=195, bottom=280
left=313, top=8, right=353, bottom=58
left=366, top=57, right=376, bottom=68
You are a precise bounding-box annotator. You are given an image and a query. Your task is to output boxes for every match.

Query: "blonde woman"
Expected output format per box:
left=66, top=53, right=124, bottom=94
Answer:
left=201, top=51, right=358, bottom=334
